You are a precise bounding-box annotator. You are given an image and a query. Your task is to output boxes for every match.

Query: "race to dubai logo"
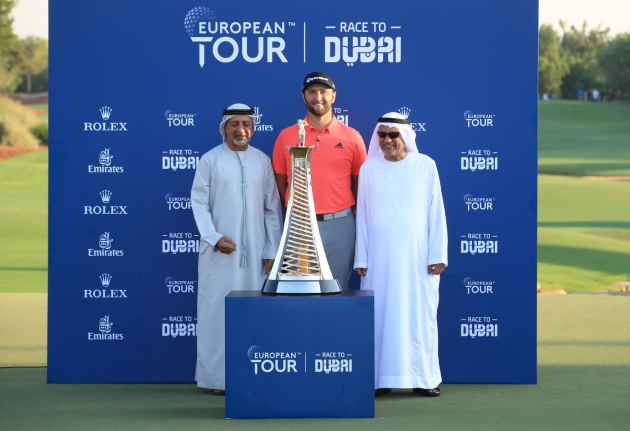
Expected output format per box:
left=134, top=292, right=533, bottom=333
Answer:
left=89, top=149, right=124, bottom=173
left=460, top=150, right=499, bottom=171
left=162, top=316, right=197, bottom=338
left=162, top=149, right=200, bottom=171
left=324, top=21, right=402, bottom=66
left=88, top=315, right=124, bottom=340
left=461, top=317, right=498, bottom=338
left=253, top=107, right=273, bottom=132
left=84, top=106, right=128, bottom=132
left=333, top=106, right=350, bottom=126
left=88, top=232, right=124, bottom=257
left=184, top=6, right=289, bottom=67
left=460, top=233, right=498, bottom=255
left=398, top=106, right=426, bottom=132
left=463, top=110, right=495, bottom=128
left=162, top=233, right=199, bottom=254
left=165, top=110, right=196, bottom=127
left=314, top=351, right=353, bottom=374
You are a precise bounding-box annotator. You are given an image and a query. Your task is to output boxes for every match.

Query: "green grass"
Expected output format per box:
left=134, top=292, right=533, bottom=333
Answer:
left=538, top=175, right=630, bottom=291
left=537, top=101, right=630, bottom=291
left=0, top=151, right=48, bottom=293
left=1, top=295, right=629, bottom=430
left=538, top=100, right=630, bottom=176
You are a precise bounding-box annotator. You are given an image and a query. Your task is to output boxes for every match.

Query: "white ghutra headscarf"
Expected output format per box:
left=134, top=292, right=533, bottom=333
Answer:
left=367, top=112, right=419, bottom=158
left=219, top=103, right=255, bottom=143
left=219, top=103, right=256, bottom=267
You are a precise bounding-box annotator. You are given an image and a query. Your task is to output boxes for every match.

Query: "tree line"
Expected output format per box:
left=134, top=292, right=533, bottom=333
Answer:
left=539, top=22, right=630, bottom=100
left=0, top=0, right=47, bottom=94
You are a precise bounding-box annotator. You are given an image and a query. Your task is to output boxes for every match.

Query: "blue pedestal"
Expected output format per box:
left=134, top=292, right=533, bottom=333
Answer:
left=225, top=290, right=375, bottom=419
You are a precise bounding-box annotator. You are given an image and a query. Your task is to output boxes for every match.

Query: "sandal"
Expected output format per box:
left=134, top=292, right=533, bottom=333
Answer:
left=375, top=388, right=392, bottom=396
left=413, top=387, right=440, bottom=397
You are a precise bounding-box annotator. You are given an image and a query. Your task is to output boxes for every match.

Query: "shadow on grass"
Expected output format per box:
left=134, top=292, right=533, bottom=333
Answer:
left=538, top=221, right=630, bottom=228
left=538, top=166, right=630, bottom=176
left=538, top=245, right=630, bottom=275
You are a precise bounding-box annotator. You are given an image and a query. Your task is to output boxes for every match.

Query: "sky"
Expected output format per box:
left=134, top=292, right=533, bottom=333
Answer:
left=11, top=0, right=630, bottom=40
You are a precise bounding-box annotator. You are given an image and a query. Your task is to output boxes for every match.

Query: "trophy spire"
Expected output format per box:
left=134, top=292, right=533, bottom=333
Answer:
left=262, top=121, right=341, bottom=295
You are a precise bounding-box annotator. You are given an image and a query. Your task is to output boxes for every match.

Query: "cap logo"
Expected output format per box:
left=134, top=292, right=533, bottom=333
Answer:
left=306, top=77, right=329, bottom=83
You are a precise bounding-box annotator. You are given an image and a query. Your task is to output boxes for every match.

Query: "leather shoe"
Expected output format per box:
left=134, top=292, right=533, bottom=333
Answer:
left=413, top=387, right=440, bottom=397
left=375, top=388, right=392, bottom=396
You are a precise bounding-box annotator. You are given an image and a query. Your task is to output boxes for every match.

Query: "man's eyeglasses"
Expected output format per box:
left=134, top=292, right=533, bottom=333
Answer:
left=377, top=131, right=400, bottom=139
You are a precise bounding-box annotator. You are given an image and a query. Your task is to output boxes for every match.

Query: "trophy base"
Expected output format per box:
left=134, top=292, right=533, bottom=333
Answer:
left=261, top=279, right=341, bottom=295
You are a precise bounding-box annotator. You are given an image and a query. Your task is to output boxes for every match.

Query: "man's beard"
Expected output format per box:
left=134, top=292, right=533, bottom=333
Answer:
left=233, top=136, right=250, bottom=146
left=306, top=101, right=331, bottom=117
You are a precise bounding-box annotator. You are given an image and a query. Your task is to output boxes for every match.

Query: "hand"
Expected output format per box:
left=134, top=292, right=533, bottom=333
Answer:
left=427, top=263, right=445, bottom=275
left=263, top=259, right=274, bottom=275
left=216, top=236, right=237, bottom=255
left=356, top=268, right=367, bottom=276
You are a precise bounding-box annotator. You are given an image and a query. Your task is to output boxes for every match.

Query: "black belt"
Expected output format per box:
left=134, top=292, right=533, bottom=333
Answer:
left=316, top=208, right=351, bottom=221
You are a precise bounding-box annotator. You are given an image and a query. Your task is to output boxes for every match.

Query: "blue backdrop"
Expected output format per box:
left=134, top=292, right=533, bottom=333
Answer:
left=48, top=0, right=538, bottom=383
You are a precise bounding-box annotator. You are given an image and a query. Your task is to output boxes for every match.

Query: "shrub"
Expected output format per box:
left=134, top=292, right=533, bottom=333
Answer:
left=30, top=123, right=48, bottom=146
left=0, top=97, right=40, bottom=148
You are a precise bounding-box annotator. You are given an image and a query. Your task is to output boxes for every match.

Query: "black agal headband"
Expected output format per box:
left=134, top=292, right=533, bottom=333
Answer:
left=223, top=106, right=255, bottom=116
left=377, top=116, right=410, bottom=125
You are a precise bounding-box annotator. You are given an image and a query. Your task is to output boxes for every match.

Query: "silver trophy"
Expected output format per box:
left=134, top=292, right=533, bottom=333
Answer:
left=262, top=120, right=341, bottom=295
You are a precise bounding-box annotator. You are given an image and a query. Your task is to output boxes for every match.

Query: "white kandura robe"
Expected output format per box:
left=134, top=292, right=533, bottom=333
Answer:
left=191, top=143, right=282, bottom=390
left=354, top=152, right=448, bottom=389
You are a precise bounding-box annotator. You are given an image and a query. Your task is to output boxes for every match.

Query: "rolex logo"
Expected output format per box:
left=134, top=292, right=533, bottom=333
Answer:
left=398, top=106, right=427, bottom=132
left=85, top=191, right=127, bottom=215
left=100, top=273, right=112, bottom=287
left=100, top=106, right=112, bottom=120
left=85, top=108, right=127, bottom=132
left=100, top=190, right=112, bottom=203
left=398, top=106, right=411, bottom=119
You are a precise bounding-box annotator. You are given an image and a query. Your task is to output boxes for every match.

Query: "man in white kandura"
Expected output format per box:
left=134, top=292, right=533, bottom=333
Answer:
left=191, top=103, right=282, bottom=395
left=354, top=112, right=448, bottom=398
